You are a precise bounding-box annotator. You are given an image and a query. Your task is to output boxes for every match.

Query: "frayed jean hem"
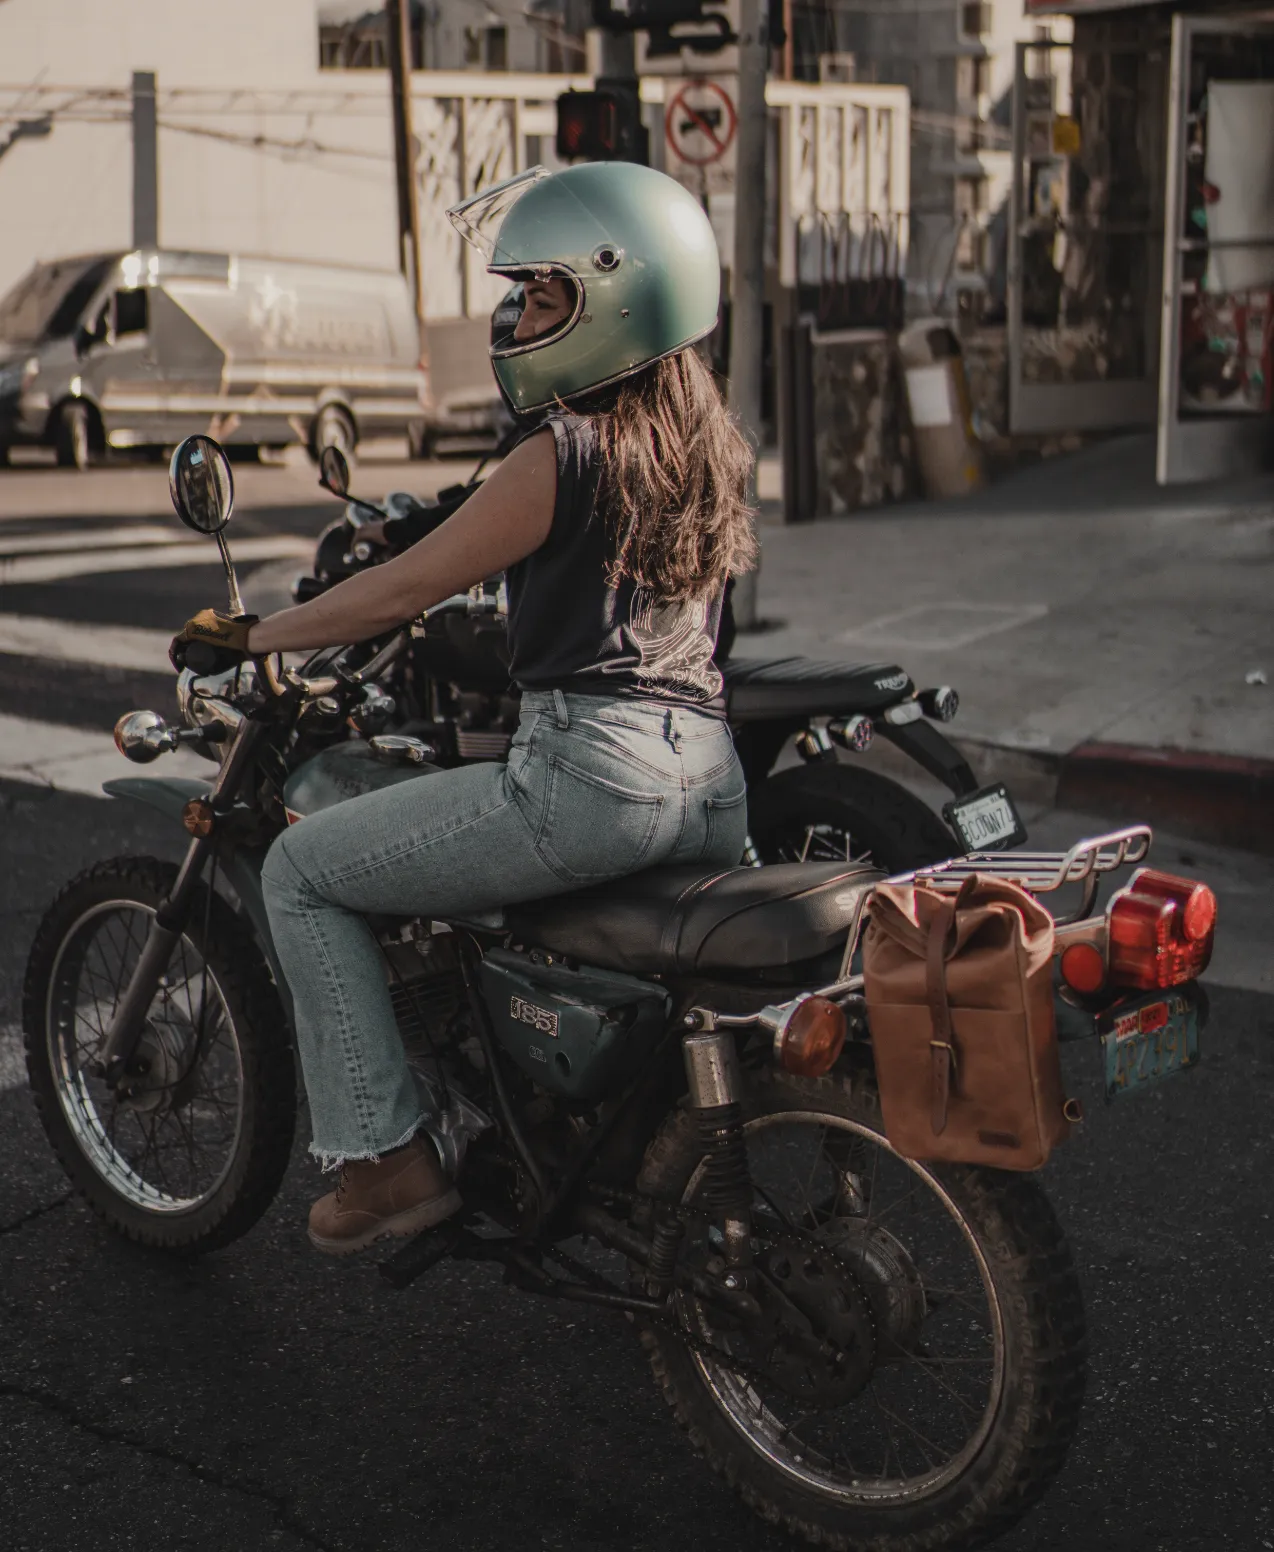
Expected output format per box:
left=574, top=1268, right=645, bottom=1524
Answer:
left=309, top=1113, right=426, bottom=1174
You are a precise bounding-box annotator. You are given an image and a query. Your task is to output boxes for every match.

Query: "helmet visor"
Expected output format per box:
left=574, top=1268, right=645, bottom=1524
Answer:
left=488, top=268, right=583, bottom=362
left=447, top=166, right=552, bottom=265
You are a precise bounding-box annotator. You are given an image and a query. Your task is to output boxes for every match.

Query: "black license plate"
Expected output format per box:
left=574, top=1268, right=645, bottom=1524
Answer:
left=944, top=783, right=1027, bottom=853
left=1099, top=988, right=1201, bottom=1101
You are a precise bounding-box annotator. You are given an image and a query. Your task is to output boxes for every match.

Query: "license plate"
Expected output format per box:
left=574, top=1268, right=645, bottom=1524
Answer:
left=944, top=783, right=1027, bottom=852
left=1099, top=988, right=1200, bottom=1101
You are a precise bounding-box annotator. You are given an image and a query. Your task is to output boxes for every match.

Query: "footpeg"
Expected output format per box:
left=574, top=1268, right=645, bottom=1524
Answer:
left=379, top=1215, right=466, bottom=1289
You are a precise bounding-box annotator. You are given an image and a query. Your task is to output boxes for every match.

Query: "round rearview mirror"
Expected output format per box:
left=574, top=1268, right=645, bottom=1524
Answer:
left=169, top=436, right=234, bottom=534
left=319, top=444, right=351, bottom=499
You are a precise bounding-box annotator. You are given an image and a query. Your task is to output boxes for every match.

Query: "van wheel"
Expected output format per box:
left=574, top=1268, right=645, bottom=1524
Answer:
left=310, top=404, right=355, bottom=462
left=54, top=402, right=91, bottom=470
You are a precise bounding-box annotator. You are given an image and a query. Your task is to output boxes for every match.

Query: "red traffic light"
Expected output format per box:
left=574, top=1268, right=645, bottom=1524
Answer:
left=556, top=91, right=620, bottom=161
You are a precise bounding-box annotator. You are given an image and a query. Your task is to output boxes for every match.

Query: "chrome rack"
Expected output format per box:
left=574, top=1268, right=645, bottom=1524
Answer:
left=895, top=825, right=1153, bottom=923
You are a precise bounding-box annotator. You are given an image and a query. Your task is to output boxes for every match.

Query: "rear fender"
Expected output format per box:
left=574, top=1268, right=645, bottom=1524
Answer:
left=878, top=719, right=978, bottom=798
left=101, top=776, right=288, bottom=1012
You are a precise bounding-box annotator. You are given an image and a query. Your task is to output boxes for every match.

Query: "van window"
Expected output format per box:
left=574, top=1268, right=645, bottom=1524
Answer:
left=114, top=288, right=148, bottom=337
left=84, top=300, right=110, bottom=349
left=0, top=255, right=116, bottom=346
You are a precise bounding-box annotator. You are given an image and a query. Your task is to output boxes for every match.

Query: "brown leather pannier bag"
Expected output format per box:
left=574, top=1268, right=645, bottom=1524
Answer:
left=862, top=874, right=1073, bottom=1170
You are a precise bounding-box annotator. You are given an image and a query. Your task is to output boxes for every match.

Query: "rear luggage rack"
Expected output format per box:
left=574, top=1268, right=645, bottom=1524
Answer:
left=896, top=825, right=1153, bottom=922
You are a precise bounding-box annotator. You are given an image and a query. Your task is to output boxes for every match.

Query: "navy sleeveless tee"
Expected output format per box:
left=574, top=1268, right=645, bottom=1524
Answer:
left=503, top=414, right=726, bottom=714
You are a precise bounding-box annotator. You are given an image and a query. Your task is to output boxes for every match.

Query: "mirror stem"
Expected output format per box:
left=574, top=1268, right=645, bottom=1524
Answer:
left=217, top=531, right=245, bottom=617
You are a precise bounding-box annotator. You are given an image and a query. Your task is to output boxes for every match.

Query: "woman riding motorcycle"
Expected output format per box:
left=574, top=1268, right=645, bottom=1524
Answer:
left=169, top=163, right=757, bottom=1255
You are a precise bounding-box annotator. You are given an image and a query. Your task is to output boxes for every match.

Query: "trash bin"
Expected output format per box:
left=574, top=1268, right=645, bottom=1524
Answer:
left=898, top=319, right=985, bottom=499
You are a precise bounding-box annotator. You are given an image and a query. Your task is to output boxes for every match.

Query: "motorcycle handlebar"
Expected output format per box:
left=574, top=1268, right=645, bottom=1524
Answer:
left=262, top=593, right=497, bottom=701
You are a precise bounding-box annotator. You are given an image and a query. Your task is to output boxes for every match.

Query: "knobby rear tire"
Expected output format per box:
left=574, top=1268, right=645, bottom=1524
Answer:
left=747, top=762, right=957, bottom=873
left=22, top=857, right=297, bottom=1254
left=637, top=1067, right=1087, bottom=1552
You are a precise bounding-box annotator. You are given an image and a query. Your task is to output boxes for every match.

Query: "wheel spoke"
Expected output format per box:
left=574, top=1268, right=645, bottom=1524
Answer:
left=43, top=897, right=246, bottom=1213
left=679, top=1107, right=1006, bottom=1508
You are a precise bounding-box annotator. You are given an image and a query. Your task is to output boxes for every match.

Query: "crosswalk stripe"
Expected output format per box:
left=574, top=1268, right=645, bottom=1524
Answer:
left=0, top=525, right=174, bottom=558
left=0, top=712, right=211, bottom=797
left=0, top=534, right=312, bottom=586
left=0, top=613, right=175, bottom=673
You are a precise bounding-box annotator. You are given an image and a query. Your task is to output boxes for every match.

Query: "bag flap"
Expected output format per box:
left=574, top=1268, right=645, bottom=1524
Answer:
left=866, top=875, right=1055, bottom=980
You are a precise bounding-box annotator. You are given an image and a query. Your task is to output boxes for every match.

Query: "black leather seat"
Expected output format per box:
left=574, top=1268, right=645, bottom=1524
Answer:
left=721, top=657, right=914, bottom=722
left=505, top=862, right=882, bottom=976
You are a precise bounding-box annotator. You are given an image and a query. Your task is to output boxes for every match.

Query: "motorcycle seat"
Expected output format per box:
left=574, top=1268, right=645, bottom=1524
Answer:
left=721, top=657, right=913, bottom=722
left=504, top=861, right=882, bottom=976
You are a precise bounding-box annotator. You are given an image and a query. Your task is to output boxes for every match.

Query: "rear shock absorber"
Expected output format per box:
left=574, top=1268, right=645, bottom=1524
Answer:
left=645, top=1209, right=684, bottom=1297
left=682, top=1031, right=753, bottom=1270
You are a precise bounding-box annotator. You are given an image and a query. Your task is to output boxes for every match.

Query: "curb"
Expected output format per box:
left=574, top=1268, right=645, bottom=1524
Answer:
left=1055, top=742, right=1274, bottom=857
left=862, top=731, right=1274, bottom=855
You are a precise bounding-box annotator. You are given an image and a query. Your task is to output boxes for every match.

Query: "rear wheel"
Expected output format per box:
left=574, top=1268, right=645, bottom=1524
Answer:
left=310, top=403, right=356, bottom=463
left=637, top=1068, right=1087, bottom=1551
left=54, top=400, right=91, bottom=470
left=22, top=858, right=297, bottom=1253
left=748, top=763, right=956, bottom=873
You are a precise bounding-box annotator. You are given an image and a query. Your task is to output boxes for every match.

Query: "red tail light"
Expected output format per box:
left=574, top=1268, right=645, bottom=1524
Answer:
left=1107, top=868, right=1216, bottom=990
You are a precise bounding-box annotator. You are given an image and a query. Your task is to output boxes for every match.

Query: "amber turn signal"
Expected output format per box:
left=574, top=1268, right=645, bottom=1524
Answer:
left=773, top=995, right=847, bottom=1077
left=181, top=798, right=216, bottom=838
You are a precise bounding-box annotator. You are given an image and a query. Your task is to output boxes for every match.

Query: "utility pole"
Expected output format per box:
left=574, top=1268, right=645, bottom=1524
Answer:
left=385, top=0, right=428, bottom=375
left=132, top=70, right=158, bottom=249
left=595, top=26, right=647, bottom=164
left=727, top=0, right=768, bottom=629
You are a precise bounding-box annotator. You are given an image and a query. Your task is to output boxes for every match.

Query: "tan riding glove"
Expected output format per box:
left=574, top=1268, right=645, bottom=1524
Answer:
left=169, top=609, right=259, bottom=674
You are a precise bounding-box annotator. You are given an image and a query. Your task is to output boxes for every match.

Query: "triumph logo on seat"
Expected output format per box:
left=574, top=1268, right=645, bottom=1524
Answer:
left=510, top=995, right=559, bottom=1037
left=874, top=672, right=909, bottom=692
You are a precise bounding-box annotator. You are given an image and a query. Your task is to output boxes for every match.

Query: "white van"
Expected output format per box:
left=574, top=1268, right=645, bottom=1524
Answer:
left=0, top=249, right=426, bottom=468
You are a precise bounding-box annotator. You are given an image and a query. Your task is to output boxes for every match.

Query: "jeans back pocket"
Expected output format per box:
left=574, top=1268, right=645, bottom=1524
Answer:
left=535, top=756, right=665, bottom=884
left=699, top=787, right=748, bottom=865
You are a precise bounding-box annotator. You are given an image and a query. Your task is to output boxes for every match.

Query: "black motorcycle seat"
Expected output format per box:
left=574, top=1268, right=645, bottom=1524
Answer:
left=504, top=862, right=881, bottom=976
left=721, top=657, right=914, bottom=721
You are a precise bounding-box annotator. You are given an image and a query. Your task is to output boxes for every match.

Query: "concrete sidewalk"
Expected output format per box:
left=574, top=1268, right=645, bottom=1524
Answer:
left=750, top=433, right=1274, bottom=850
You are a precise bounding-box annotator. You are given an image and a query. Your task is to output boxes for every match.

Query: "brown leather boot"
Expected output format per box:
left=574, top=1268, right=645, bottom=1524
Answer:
left=308, top=1135, right=461, bottom=1255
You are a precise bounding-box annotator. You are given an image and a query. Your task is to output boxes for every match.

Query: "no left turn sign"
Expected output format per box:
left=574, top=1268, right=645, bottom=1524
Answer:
left=665, top=78, right=738, bottom=167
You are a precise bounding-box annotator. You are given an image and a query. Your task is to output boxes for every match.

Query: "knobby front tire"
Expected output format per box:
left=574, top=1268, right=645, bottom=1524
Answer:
left=22, top=857, right=297, bottom=1254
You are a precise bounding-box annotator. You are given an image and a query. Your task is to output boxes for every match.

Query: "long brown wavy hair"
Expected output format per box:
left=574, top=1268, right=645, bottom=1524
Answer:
left=590, top=347, right=757, bottom=600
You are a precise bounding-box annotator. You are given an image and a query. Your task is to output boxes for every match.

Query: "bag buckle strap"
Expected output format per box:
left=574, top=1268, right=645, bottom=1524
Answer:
left=929, top=1038, right=958, bottom=1137
left=925, top=900, right=958, bottom=1137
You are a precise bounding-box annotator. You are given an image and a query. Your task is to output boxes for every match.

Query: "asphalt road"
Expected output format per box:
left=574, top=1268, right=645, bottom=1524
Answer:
left=1, top=461, right=1272, bottom=1552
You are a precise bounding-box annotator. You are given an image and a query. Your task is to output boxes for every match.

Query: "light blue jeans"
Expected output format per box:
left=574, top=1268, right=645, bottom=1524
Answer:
left=261, top=690, right=747, bottom=1168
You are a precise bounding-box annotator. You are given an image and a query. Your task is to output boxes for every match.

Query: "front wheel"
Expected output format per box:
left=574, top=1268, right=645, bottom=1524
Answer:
left=54, top=400, right=91, bottom=470
left=747, top=762, right=956, bottom=873
left=309, top=403, right=356, bottom=463
left=22, top=858, right=297, bottom=1253
left=637, top=1068, right=1086, bottom=1551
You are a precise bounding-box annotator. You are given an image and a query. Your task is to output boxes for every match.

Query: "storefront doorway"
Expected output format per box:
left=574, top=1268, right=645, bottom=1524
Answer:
left=1008, top=34, right=1166, bottom=436
left=1158, top=12, right=1274, bottom=481
left=1010, top=4, right=1274, bottom=483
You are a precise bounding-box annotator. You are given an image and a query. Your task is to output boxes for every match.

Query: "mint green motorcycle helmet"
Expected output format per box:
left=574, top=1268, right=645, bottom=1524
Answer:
left=447, top=162, right=721, bottom=414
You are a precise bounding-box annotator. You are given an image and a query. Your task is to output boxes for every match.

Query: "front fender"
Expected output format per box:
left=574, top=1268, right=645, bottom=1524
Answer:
left=101, top=776, right=288, bottom=1014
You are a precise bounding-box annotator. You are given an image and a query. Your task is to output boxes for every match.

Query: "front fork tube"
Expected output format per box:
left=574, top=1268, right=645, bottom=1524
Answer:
left=97, top=719, right=263, bottom=1085
left=682, top=1032, right=754, bottom=1274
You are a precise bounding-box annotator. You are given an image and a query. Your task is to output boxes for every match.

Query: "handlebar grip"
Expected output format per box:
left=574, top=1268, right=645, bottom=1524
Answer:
left=184, top=641, right=222, bottom=676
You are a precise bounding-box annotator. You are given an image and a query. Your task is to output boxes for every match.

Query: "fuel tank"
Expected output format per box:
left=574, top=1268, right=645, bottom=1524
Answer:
left=282, top=741, right=437, bottom=823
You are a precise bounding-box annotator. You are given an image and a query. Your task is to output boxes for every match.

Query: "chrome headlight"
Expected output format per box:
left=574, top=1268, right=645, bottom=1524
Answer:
left=177, top=665, right=248, bottom=762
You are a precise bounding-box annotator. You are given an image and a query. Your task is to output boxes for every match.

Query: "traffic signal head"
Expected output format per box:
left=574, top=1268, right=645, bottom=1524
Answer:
left=556, top=91, right=620, bottom=161
left=556, top=88, right=648, bottom=164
